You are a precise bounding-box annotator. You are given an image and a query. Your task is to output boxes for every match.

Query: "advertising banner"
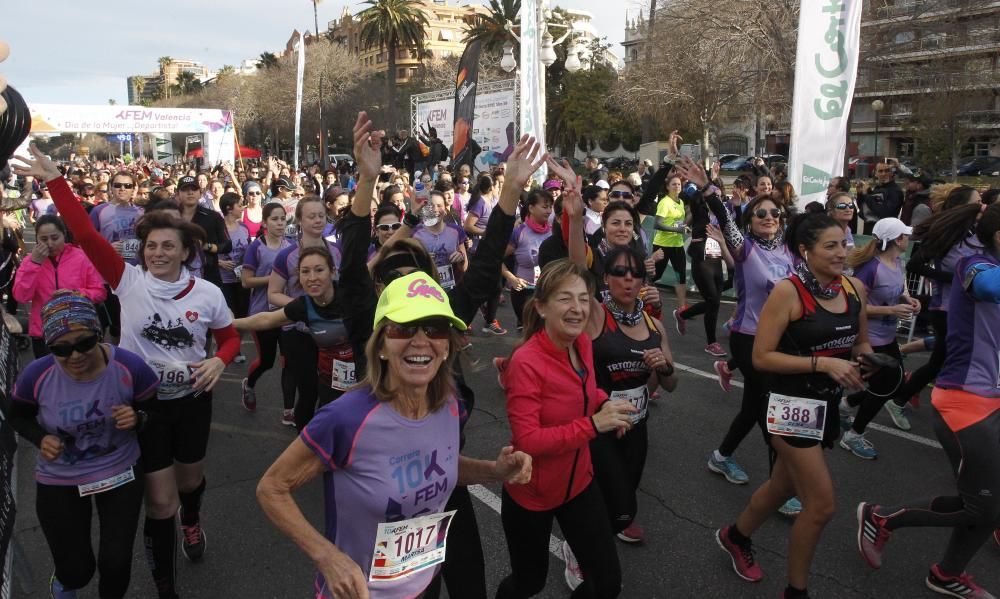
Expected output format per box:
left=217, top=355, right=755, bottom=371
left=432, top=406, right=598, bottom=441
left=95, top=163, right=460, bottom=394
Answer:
left=787, top=0, right=863, bottom=210
left=416, top=88, right=516, bottom=176
left=519, top=0, right=546, bottom=184
left=451, top=40, right=483, bottom=169
left=29, top=104, right=234, bottom=135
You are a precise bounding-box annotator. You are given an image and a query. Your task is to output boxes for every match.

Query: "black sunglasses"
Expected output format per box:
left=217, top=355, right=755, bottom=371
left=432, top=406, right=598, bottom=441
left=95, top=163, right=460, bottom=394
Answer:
left=609, top=191, right=634, bottom=200
left=384, top=319, right=452, bottom=340
left=607, top=265, right=644, bottom=278
left=49, top=334, right=100, bottom=358
left=835, top=202, right=856, bottom=210
left=375, top=223, right=403, bottom=232
left=112, top=182, right=135, bottom=189
left=753, top=208, right=783, bottom=219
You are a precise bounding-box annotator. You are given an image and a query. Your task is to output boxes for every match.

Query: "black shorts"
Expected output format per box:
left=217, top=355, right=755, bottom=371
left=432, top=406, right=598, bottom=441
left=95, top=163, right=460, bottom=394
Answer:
left=139, top=394, right=213, bottom=473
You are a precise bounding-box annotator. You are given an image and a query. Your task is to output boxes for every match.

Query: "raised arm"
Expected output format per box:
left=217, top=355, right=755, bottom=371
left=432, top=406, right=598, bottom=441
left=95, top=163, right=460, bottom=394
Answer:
left=234, top=308, right=293, bottom=332
left=13, top=144, right=125, bottom=287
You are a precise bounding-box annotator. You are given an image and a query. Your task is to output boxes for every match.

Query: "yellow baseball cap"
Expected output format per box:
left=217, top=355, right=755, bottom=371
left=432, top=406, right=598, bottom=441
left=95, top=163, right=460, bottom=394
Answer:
left=373, top=271, right=467, bottom=330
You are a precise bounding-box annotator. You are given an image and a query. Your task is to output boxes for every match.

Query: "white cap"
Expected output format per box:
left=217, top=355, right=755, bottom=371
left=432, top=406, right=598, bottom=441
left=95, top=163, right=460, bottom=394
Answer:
left=643, top=159, right=653, bottom=167
left=872, top=218, right=913, bottom=250
left=595, top=179, right=610, bottom=190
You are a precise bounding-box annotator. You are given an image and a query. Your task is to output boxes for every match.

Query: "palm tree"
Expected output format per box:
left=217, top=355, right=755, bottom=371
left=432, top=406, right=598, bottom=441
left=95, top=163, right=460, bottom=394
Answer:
left=133, top=77, right=146, bottom=103
left=462, top=0, right=520, bottom=53
left=217, top=65, right=235, bottom=80
left=358, top=0, right=429, bottom=127
left=175, top=71, right=202, bottom=95
left=258, top=52, right=280, bottom=69
left=157, top=57, right=174, bottom=99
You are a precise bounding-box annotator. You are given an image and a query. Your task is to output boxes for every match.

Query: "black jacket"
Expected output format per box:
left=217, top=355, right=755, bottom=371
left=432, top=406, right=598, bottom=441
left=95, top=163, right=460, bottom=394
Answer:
left=859, top=181, right=904, bottom=222
left=190, top=206, right=231, bottom=285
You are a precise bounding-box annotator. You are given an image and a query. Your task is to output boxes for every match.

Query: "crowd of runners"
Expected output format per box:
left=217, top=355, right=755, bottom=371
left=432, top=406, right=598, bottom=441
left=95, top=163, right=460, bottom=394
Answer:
left=0, top=106, right=997, bottom=599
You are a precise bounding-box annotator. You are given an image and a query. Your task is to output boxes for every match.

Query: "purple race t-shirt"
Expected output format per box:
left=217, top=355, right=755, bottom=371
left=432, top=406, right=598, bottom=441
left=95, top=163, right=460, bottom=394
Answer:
left=509, top=223, right=552, bottom=285
left=242, top=237, right=293, bottom=315
left=12, top=346, right=159, bottom=486
left=937, top=253, right=1000, bottom=398
left=730, top=240, right=794, bottom=336
left=413, top=223, right=467, bottom=289
left=931, top=234, right=984, bottom=312
left=30, top=198, right=55, bottom=220
left=467, top=194, right=498, bottom=253
left=90, top=202, right=145, bottom=265
left=300, top=387, right=460, bottom=599
left=220, top=223, right=251, bottom=284
left=854, top=256, right=906, bottom=346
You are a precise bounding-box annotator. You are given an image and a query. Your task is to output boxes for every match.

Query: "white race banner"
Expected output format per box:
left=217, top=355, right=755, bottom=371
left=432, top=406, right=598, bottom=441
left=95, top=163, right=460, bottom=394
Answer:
left=519, top=0, right=547, bottom=184
left=29, top=105, right=233, bottom=135
left=293, top=32, right=306, bottom=170
left=415, top=89, right=516, bottom=175
left=787, top=0, right=863, bottom=211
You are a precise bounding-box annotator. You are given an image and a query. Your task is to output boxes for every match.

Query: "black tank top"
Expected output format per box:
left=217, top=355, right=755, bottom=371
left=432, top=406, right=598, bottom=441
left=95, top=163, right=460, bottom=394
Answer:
left=592, top=305, right=662, bottom=422
left=771, top=275, right=862, bottom=400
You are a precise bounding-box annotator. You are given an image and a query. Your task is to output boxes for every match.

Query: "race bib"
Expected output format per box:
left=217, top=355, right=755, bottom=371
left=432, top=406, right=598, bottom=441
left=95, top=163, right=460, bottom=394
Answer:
left=121, top=238, right=142, bottom=260
left=705, top=238, right=723, bottom=258
left=78, top=466, right=134, bottom=497
left=149, top=360, right=194, bottom=398
left=437, top=264, right=455, bottom=290
left=533, top=264, right=541, bottom=283
left=331, top=358, right=356, bottom=391
left=765, top=393, right=827, bottom=441
left=233, top=265, right=244, bottom=280
left=369, top=511, right=456, bottom=582
left=610, top=385, right=649, bottom=424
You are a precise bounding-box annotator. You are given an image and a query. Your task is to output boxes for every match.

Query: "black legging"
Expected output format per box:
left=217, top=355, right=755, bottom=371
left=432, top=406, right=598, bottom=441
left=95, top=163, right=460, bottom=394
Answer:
left=682, top=244, right=723, bottom=344
left=36, top=468, right=144, bottom=598
left=496, top=483, right=621, bottom=599
left=422, top=486, right=487, bottom=599
left=718, top=332, right=767, bottom=457
left=220, top=282, right=249, bottom=319
left=846, top=341, right=905, bottom=434
left=479, top=279, right=504, bottom=326
left=280, top=328, right=319, bottom=429
left=877, top=406, right=1000, bottom=575
left=246, top=329, right=295, bottom=410
left=893, top=310, right=947, bottom=402
left=591, top=419, right=648, bottom=533
left=653, top=245, right=686, bottom=285
left=510, top=288, right=535, bottom=328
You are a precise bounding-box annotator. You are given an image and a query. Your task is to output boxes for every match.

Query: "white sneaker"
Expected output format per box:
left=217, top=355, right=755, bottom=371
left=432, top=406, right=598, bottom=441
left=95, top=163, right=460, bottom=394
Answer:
left=561, top=540, right=583, bottom=591
left=884, top=401, right=911, bottom=431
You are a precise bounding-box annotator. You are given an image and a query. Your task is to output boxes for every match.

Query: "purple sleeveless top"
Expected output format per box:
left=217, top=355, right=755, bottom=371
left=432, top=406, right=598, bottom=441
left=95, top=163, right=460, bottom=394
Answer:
left=731, top=240, right=795, bottom=336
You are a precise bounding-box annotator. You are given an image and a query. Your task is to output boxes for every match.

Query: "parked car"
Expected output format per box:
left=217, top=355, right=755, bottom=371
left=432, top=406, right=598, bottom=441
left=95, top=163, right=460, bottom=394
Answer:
left=720, top=155, right=753, bottom=171
left=716, top=154, right=740, bottom=166
left=954, top=156, right=1000, bottom=177
left=329, top=153, right=354, bottom=168
left=764, top=154, right=787, bottom=166
left=606, top=156, right=638, bottom=173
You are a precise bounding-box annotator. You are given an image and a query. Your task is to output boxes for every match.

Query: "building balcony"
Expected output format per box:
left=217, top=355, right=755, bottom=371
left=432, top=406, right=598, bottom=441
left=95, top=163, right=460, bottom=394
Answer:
left=865, top=29, right=1000, bottom=62
left=866, top=0, right=1000, bottom=24
left=852, top=109, right=1000, bottom=132
left=856, top=70, right=1000, bottom=96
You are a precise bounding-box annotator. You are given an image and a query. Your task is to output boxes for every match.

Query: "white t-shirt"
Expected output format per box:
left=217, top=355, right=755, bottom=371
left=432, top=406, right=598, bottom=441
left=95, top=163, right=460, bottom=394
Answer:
left=114, top=265, right=232, bottom=399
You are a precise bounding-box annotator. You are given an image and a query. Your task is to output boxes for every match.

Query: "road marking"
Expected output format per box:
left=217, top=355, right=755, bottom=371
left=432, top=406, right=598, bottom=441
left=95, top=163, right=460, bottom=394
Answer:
left=672, top=361, right=943, bottom=450
left=211, top=422, right=294, bottom=442
left=468, top=485, right=566, bottom=562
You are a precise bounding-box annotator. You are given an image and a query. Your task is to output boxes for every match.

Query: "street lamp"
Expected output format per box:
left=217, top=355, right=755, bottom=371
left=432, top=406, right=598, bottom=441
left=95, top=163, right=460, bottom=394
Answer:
left=501, top=41, right=517, bottom=73
left=871, top=99, right=884, bottom=160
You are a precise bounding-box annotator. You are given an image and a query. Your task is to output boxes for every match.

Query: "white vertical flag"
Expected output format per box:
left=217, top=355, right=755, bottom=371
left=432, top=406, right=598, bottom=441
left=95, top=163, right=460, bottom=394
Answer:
left=293, top=33, right=306, bottom=170
left=787, top=0, right=863, bottom=211
left=519, top=0, right=546, bottom=184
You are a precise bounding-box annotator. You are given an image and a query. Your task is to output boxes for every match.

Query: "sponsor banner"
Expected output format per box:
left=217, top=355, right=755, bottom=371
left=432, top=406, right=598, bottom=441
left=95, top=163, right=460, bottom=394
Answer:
left=787, top=0, right=863, bottom=210
left=29, top=104, right=233, bottom=135
left=416, top=89, right=516, bottom=175
left=519, top=0, right=546, bottom=184
left=452, top=39, right=483, bottom=168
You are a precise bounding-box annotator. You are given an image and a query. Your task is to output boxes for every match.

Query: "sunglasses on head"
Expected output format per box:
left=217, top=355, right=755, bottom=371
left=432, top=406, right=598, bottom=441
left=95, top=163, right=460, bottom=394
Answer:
left=609, top=190, right=634, bottom=200
left=835, top=202, right=856, bottom=210
left=607, top=265, right=644, bottom=278
left=385, top=319, right=452, bottom=340
left=83, top=194, right=95, bottom=198
left=753, top=208, right=783, bottom=219
left=375, top=222, right=403, bottom=232
left=49, top=334, right=100, bottom=358
left=112, top=182, right=134, bottom=189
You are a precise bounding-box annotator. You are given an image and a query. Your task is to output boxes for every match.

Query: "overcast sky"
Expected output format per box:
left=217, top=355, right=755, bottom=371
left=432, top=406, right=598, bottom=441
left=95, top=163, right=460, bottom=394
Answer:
left=3, top=0, right=642, bottom=106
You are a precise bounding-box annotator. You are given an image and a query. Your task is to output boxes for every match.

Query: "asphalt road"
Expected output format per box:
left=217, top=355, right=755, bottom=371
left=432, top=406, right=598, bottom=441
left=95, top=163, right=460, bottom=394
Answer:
left=9, top=295, right=1000, bottom=598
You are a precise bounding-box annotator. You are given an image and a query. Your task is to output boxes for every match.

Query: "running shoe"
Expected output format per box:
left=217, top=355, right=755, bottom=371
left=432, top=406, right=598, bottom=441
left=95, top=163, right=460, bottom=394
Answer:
left=779, top=497, right=802, bottom=517
left=241, top=378, right=256, bottom=412
left=926, top=564, right=996, bottom=599
left=561, top=540, right=583, bottom=591
left=714, top=360, right=733, bottom=392
left=616, top=523, right=644, bottom=543
left=884, top=401, right=911, bottom=431
left=281, top=409, right=295, bottom=427
left=493, top=357, right=508, bottom=389
left=650, top=390, right=661, bottom=402
left=856, top=502, right=891, bottom=569
left=715, top=526, right=763, bottom=582
left=839, top=407, right=853, bottom=435
left=458, top=335, right=473, bottom=351
left=673, top=307, right=687, bottom=336
left=482, top=320, right=507, bottom=335
left=179, top=508, right=206, bottom=562
left=840, top=432, right=878, bottom=460
left=705, top=342, right=727, bottom=358
left=49, top=573, right=76, bottom=599
left=234, top=353, right=247, bottom=364
left=707, top=453, right=749, bottom=485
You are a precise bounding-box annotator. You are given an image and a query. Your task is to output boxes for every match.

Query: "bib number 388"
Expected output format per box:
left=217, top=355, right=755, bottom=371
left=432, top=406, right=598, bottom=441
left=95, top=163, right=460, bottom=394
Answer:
left=765, top=393, right=827, bottom=441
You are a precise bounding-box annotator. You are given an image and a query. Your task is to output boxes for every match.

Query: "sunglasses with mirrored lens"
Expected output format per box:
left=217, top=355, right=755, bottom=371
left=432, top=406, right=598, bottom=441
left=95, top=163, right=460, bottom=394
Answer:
left=607, top=265, right=643, bottom=278
left=384, top=320, right=452, bottom=340
left=375, top=223, right=403, bottom=232
left=609, top=191, right=634, bottom=200
left=112, top=183, right=135, bottom=189
left=49, top=334, right=100, bottom=358
left=754, top=208, right=783, bottom=219
left=835, top=203, right=856, bottom=210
